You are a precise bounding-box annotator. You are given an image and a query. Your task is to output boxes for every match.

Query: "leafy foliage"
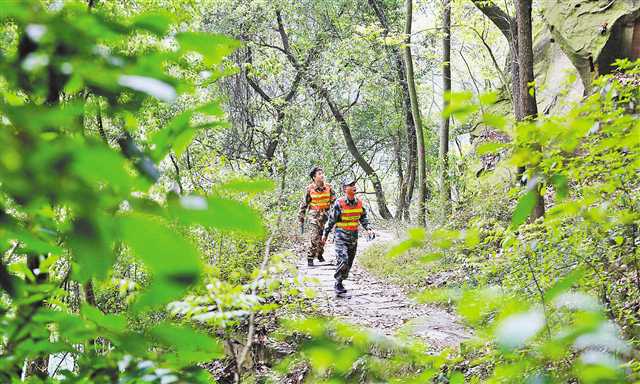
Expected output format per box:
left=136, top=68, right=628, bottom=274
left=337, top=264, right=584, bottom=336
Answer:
left=0, top=1, right=259, bottom=381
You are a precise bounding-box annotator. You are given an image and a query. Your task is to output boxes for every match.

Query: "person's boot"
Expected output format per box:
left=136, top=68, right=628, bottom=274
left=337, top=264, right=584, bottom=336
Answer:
left=317, top=255, right=325, bottom=262
left=334, top=280, right=346, bottom=294
left=307, top=259, right=314, bottom=267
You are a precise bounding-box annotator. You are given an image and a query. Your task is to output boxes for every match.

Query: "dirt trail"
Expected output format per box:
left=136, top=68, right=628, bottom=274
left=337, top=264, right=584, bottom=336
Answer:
left=295, top=230, right=470, bottom=351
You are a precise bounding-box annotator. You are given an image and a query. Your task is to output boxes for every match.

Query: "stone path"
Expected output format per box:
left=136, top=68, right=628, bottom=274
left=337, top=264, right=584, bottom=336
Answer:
left=295, top=230, right=469, bottom=351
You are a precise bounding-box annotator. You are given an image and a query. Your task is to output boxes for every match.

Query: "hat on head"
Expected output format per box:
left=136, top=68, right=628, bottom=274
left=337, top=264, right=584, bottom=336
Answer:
left=341, top=176, right=356, bottom=188
left=309, top=166, right=323, bottom=179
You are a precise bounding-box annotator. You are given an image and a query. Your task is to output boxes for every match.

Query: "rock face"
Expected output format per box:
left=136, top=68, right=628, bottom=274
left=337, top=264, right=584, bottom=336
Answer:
left=541, top=0, right=640, bottom=91
left=534, top=27, right=585, bottom=115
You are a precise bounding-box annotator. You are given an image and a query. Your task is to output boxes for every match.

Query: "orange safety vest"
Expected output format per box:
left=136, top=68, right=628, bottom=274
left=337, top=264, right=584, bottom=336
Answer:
left=308, top=184, right=332, bottom=211
left=336, top=197, right=363, bottom=231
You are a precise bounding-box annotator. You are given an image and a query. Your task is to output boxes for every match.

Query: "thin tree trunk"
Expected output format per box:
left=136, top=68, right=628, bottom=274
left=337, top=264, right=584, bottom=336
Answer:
left=369, top=0, right=417, bottom=221
left=320, top=87, right=394, bottom=219
left=169, top=154, right=184, bottom=194
left=393, top=127, right=406, bottom=219
left=403, top=0, right=427, bottom=226
left=470, top=0, right=522, bottom=119
left=440, top=0, right=452, bottom=217
left=245, top=49, right=302, bottom=173
left=396, top=49, right=417, bottom=221
left=515, top=0, right=544, bottom=220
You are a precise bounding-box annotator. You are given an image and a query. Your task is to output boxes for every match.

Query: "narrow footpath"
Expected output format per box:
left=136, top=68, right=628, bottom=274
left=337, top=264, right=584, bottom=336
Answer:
left=295, top=230, right=470, bottom=351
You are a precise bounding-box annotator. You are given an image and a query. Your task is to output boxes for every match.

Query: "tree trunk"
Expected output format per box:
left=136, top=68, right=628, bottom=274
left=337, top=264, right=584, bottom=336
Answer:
left=245, top=49, right=302, bottom=173
left=393, top=127, right=406, bottom=219
left=516, top=0, right=537, bottom=120
left=471, top=0, right=522, bottom=119
left=440, top=0, right=452, bottom=217
left=403, top=0, right=427, bottom=226
left=320, top=87, right=394, bottom=219
left=368, top=0, right=417, bottom=221
left=395, top=49, right=417, bottom=221
left=273, top=10, right=394, bottom=219
left=515, top=0, right=544, bottom=220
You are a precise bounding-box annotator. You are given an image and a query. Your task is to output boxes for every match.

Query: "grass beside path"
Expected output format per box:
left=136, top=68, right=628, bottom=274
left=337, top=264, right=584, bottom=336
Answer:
left=358, top=223, right=477, bottom=297
left=358, top=242, right=432, bottom=292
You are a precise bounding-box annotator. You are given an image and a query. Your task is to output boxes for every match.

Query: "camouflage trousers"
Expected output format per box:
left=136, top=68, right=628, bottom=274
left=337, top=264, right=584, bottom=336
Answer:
left=307, top=211, right=329, bottom=261
left=333, top=230, right=358, bottom=282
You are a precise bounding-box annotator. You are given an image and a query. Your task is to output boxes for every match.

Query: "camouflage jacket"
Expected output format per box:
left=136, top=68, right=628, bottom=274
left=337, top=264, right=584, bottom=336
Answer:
left=298, top=183, right=336, bottom=221
left=323, top=197, right=371, bottom=238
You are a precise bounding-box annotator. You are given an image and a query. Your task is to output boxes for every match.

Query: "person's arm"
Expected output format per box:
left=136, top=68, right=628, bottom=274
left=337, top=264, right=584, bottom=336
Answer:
left=323, top=200, right=341, bottom=239
left=329, top=186, right=336, bottom=204
left=359, top=205, right=371, bottom=230
left=298, top=189, right=311, bottom=222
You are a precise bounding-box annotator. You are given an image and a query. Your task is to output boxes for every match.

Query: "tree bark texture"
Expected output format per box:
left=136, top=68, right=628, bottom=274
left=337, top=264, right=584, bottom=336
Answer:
left=403, top=0, right=427, bottom=226
left=440, top=0, right=452, bottom=216
left=515, top=0, right=544, bottom=220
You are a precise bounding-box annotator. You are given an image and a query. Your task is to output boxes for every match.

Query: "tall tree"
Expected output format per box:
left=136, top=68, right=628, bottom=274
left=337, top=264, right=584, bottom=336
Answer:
left=471, top=0, right=522, bottom=119
left=368, top=0, right=417, bottom=221
left=274, top=9, right=395, bottom=219
left=244, top=47, right=303, bottom=173
left=403, top=0, right=427, bottom=226
left=440, top=0, right=452, bottom=216
left=515, top=0, right=544, bottom=219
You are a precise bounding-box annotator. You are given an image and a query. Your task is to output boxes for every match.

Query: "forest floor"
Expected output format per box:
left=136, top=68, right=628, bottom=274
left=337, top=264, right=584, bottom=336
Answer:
left=293, top=230, right=470, bottom=351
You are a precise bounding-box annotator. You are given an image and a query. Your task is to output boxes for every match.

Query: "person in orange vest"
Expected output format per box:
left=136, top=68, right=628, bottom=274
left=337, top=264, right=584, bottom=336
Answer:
left=298, top=166, right=336, bottom=267
left=321, top=177, right=374, bottom=294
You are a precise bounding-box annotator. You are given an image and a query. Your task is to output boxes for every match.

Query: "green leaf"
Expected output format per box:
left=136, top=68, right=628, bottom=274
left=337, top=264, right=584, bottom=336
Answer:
left=449, top=371, right=464, bottom=384
left=69, top=215, right=116, bottom=282
left=151, top=111, right=193, bottom=161
left=4, top=229, right=62, bottom=255
left=81, top=304, right=127, bottom=333
left=550, top=174, right=568, bottom=199
left=72, top=145, right=142, bottom=193
left=511, top=189, right=538, bottom=228
left=169, top=195, right=264, bottom=236
left=196, top=101, right=225, bottom=116
left=131, top=12, right=173, bottom=36
left=176, top=32, right=241, bottom=66
left=476, top=142, right=505, bottom=155
left=172, top=127, right=197, bottom=157
left=120, top=214, right=202, bottom=308
left=419, top=252, right=444, bottom=263
left=545, top=267, right=584, bottom=303
left=387, top=227, right=425, bottom=259
left=0, top=3, right=30, bottom=21
left=150, top=322, right=223, bottom=367
left=482, top=113, right=507, bottom=130
left=151, top=102, right=226, bottom=161
left=479, top=92, right=499, bottom=105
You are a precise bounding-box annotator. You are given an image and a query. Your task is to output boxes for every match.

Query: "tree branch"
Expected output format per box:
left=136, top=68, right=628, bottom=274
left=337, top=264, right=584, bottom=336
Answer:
left=471, top=0, right=515, bottom=41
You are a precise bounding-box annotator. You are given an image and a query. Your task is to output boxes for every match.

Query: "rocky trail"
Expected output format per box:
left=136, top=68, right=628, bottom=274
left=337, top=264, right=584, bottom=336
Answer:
left=294, top=230, right=470, bottom=351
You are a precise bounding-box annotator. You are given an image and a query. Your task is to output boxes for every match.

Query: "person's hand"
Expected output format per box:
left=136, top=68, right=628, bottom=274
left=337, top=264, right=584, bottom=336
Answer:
left=321, top=236, right=327, bottom=244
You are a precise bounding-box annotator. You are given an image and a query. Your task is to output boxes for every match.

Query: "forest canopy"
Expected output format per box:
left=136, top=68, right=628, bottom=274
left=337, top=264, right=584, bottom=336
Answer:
left=1, top=0, right=639, bottom=383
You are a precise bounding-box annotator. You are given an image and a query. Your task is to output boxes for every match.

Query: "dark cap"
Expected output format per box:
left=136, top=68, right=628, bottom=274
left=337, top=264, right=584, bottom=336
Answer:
left=341, top=177, right=356, bottom=187
left=309, top=166, right=323, bottom=179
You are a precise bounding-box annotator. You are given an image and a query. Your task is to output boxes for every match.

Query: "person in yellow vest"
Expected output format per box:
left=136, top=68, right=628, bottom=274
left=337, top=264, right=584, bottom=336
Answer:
left=321, top=177, right=374, bottom=294
left=298, top=166, right=336, bottom=267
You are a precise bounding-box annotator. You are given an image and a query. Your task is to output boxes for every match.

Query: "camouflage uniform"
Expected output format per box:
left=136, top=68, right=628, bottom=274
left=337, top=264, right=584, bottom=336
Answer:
left=323, top=197, right=371, bottom=282
left=298, top=183, right=336, bottom=263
